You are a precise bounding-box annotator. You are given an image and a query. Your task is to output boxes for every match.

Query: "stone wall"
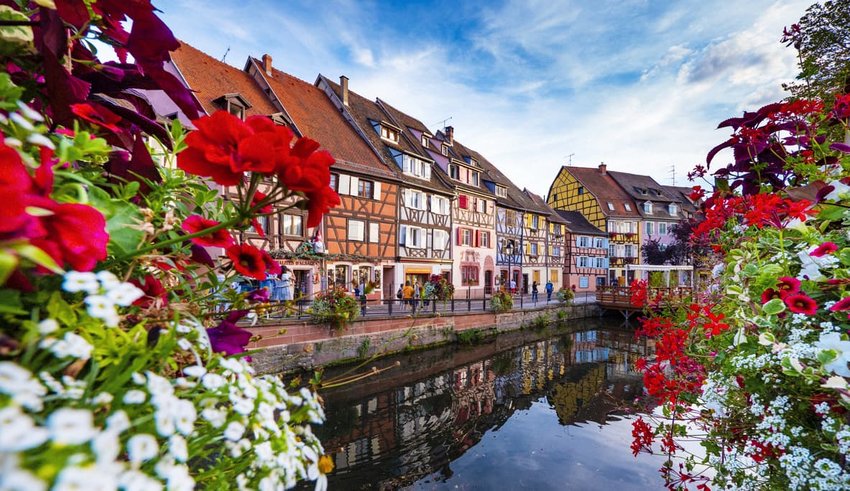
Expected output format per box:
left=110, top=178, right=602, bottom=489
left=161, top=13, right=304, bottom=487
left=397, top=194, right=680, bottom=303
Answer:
left=249, top=302, right=603, bottom=375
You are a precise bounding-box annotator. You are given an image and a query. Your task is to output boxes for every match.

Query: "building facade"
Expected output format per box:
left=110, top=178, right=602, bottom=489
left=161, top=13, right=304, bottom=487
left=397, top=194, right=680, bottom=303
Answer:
left=524, top=190, right=568, bottom=290
left=557, top=211, right=608, bottom=292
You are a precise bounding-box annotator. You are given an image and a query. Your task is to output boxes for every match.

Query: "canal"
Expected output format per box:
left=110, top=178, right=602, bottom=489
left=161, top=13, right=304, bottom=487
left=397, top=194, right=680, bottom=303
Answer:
left=307, top=318, right=672, bottom=490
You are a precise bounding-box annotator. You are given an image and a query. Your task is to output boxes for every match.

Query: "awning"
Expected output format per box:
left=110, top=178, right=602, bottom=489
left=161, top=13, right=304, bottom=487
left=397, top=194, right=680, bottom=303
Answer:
left=405, top=268, right=433, bottom=275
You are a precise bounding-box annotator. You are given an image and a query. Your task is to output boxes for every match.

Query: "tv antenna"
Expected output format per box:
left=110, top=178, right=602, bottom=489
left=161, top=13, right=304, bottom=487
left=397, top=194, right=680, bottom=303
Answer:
left=669, top=164, right=676, bottom=185
left=221, top=46, right=231, bottom=63
left=566, top=153, right=575, bottom=165
left=433, top=116, right=452, bottom=131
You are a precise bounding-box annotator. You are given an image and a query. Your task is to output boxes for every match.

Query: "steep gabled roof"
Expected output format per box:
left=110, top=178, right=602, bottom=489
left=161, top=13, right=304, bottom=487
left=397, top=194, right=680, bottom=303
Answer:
left=661, top=185, right=701, bottom=216
left=524, top=189, right=568, bottom=224
left=607, top=171, right=680, bottom=220
left=448, top=138, right=530, bottom=209
left=564, top=166, right=641, bottom=219
left=556, top=210, right=607, bottom=236
left=253, top=62, right=393, bottom=178
left=429, top=132, right=496, bottom=198
left=171, top=42, right=278, bottom=117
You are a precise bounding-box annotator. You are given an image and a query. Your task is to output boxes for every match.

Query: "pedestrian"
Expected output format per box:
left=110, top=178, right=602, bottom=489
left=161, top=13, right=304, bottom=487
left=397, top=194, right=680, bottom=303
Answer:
left=545, top=280, right=554, bottom=302
left=402, top=281, right=414, bottom=309
left=413, top=282, right=421, bottom=310
left=509, top=278, right=516, bottom=294
left=280, top=266, right=293, bottom=301
left=531, top=281, right=538, bottom=303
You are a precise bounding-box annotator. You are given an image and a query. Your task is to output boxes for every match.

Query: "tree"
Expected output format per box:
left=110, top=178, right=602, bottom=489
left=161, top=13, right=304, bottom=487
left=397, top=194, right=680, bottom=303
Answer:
left=642, top=238, right=672, bottom=265
left=784, top=0, right=850, bottom=100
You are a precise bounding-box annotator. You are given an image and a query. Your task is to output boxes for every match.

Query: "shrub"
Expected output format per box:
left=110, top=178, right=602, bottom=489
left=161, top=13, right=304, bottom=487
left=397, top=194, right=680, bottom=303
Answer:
left=309, top=287, right=360, bottom=330
left=557, top=288, right=574, bottom=305
left=490, top=290, right=514, bottom=313
left=456, top=329, right=485, bottom=345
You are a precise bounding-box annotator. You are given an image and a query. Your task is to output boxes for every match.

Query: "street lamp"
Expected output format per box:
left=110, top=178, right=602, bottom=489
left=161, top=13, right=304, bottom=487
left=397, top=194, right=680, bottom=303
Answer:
left=504, top=240, right=514, bottom=293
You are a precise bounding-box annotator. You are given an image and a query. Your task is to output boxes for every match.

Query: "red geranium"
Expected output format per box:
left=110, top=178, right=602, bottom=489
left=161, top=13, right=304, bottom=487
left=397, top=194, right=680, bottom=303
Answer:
left=70, top=102, right=123, bottom=133
left=177, top=111, right=255, bottom=185
left=226, top=243, right=267, bottom=280
left=251, top=191, right=273, bottom=214
left=182, top=215, right=234, bottom=247
left=784, top=293, right=817, bottom=315
left=305, top=185, right=341, bottom=228
left=810, top=242, right=838, bottom=257
left=761, top=288, right=781, bottom=304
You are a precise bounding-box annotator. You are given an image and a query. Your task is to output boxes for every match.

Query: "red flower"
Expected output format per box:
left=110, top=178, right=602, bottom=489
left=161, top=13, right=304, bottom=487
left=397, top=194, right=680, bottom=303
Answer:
left=776, top=276, right=801, bottom=298
left=829, top=297, right=850, bottom=312
left=260, top=249, right=282, bottom=276
left=226, top=243, right=267, bottom=280
left=629, top=279, right=648, bottom=307
left=70, top=102, right=123, bottom=133
left=177, top=111, right=254, bottom=185
left=784, top=293, right=817, bottom=315
left=130, top=274, right=168, bottom=308
left=689, top=186, right=705, bottom=201
left=810, top=242, right=838, bottom=257
left=704, top=311, right=730, bottom=337
left=33, top=202, right=108, bottom=272
left=181, top=215, right=233, bottom=247
left=761, top=288, right=781, bottom=304
left=304, top=185, right=340, bottom=228
left=251, top=191, right=273, bottom=214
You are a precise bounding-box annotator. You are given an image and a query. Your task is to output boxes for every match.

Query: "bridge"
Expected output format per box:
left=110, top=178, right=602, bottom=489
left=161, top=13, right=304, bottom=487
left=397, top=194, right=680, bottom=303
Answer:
left=597, top=265, right=695, bottom=318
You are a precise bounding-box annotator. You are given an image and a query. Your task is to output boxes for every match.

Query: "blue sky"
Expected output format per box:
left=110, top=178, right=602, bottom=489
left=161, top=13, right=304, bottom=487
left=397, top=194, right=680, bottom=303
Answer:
left=158, top=0, right=813, bottom=195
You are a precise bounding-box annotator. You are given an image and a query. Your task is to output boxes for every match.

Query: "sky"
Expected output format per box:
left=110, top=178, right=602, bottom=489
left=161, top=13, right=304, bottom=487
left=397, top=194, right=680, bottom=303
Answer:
left=157, top=0, right=814, bottom=196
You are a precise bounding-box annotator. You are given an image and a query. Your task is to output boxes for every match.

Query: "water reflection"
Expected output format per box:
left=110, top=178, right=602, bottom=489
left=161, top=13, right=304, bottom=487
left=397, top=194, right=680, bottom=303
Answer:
left=310, top=319, right=660, bottom=490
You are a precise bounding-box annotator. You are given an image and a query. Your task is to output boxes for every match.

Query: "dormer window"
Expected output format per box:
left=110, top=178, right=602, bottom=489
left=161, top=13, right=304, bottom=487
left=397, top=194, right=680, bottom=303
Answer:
left=496, top=186, right=507, bottom=198
left=449, top=164, right=460, bottom=180
left=214, top=93, right=251, bottom=121
left=643, top=201, right=653, bottom=214
left=441, top=145, right=449, bottom=156
left=468, top=157, right=477, bottom=167
left=607, top=202, right=614, bottom=211
left=421, top=135, right=429, bottom=147
left=402, top=154, right=431, bottom=180
left=471, top=171, right=480, bottom=186
left=668, top=203, right=678, bottom=215
left=624, top=203, right=632, bottom=211
left=380, top=126, right=399, bottom=142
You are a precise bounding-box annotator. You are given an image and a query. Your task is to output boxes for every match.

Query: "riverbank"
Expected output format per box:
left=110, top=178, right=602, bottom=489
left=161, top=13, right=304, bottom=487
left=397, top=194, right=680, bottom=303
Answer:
left=249, top=301, right=604, bottom=374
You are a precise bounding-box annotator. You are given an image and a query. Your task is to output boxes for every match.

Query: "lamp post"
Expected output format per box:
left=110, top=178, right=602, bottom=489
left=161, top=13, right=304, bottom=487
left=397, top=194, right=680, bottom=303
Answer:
left=505, top=240, right=514, bottom=294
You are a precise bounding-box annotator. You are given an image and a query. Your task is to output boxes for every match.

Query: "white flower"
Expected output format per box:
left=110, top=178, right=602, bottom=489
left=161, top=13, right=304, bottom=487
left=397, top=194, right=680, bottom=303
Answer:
left=106, top=410, right=131, bottom=434
left=54, top=466, right=117, bottom=491
left=47, top=408, right=96, bottom=445
left=124, top=390, right=147, bottom=404
left=176, top=338, right=192, bottom=351
left=0, top=361, right=46, bottom=410
left=0, top=406, right=49, bottom=451
left=183, top=365, right=206, bottom=379
left=63, top=271, right=100, bottom=294
left=45, top=332, right=93, bottom=359
left=106, top=282, right=145, bottom=307
left=118, top=470, right=163, bottom=491
left=96, top=270, right=122, bottom=290
left=146, top=372, right=174, bottom=397
left=224, top=421, right=245, bottom=441
left=1, top=468, right=47, bottom=491
left=824, top=180, right=850, bottom=202
left=201, top=373, right=225, bottom=390
left=37, top=318, right=59, bottom=334
left=131, top=372, right=146, bottom=385
left=254, top=441, right=274, bottom=463
left=169, top=435, right=188, bottom=462
left=91, top=392, right=114, bottom=406
left=231, top=396, right=254, bottom=415
left=201, top=407, right=226, bottom=428
left=85, top=295, right=119, bottom=327
left=815, top=332, right=850, bottom=377
left=219, top=357, right=245, bottom=374
left=92, top=430, right=120, bottom=463
left=822, top=376, right=848, bottom=390
left=173, top=400, right=196, bottom=436
left=127, top=434, right=159, bottom=464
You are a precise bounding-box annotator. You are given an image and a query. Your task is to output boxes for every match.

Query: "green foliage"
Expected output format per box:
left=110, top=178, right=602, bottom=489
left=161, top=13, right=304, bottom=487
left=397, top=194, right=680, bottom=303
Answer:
left=309, top=287, right=360, bottom=330
left=557, top=288, right=574, bottom=305
left=490, top=290, right=513, bottom=313
left=357, top=338, right=371, bottom=359
left=529, top=312, right=551, bottom=330
left=456, top=328, right=485, bottom=345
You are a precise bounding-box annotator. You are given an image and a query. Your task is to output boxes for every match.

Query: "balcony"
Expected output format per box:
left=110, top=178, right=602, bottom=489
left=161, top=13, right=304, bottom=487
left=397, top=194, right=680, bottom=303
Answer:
left=609, top=257, right=638, bottom=267
left=608, top=232, right=639, bottom=243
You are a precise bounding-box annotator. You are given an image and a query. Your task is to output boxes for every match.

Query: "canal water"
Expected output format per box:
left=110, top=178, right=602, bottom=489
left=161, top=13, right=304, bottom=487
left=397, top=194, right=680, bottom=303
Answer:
left=310, top=318, right=670, bottom=490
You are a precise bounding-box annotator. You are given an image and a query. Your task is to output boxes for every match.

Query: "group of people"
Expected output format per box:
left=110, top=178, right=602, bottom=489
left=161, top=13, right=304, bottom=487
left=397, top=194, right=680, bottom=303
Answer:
left=234, top=266, right=295, bottom=302
left=506, top=279, right=556, bottom=303
left=396, top=281, right=430, bottom=309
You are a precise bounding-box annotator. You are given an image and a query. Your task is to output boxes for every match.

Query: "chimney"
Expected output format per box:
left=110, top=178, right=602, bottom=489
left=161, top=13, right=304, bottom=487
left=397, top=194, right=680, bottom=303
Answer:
left=598, top=162, right=607, bottom=175
left=262, top=54, right=272, bottom=76
left=340, top=75, right=349, bottom=107
left=445, top=125, right=454, bottom=145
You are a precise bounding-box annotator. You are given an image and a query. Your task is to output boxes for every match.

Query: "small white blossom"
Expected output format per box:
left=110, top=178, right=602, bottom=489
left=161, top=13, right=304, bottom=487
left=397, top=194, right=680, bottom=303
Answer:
left=127, top=434, right=159, bottom=464
left=85, top=295, right=119, bottom=327
left=37, top=318, right=59, bottom=334
left=62, top=271, right=100, bottom=294
left=96, top=270, right=122, bottom=290
left=183, top=365, right=206, bottom=378
left=0, top=362, right=46, bottom=410
left=106, top=410, right=131, bottom=434
left=118, top=470, right=163, bottom=491
left=47, top=408, right=96, bottom=445
left=1, top=468, right=47, bottom=491
left=0, top=406, right=49, bottom=451
left=106, top=282, right=145, bottom=307
left=224, top=421, right=245, bottom=441
left=54, top=466, right=117, bottom=491
left=201, top=373, right=226, bottom=391
left=124, top=390, right=147, bottom=404
left=91, top=430, right=120, bottom=463
left=201, top=407, right=227, bottom=428
left=169, top=435, right=188, bottom=462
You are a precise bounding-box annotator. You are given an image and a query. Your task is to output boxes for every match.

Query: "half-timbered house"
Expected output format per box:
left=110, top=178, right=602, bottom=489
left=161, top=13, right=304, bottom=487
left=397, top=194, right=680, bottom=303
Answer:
left=243, top=55, right=401, bottom=298
left=169, top=43, right=325, bottom=297
left=556, top=211, right=608, bottom=292
left=608, top=172, right=683, bottom=258
left=547, top=164, right=641, bottom=286
left=524, top=190, right=569, bottom=290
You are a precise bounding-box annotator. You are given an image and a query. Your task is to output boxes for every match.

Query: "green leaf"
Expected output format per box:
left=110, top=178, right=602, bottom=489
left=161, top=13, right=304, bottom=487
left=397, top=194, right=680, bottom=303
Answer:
left=47, top=291, right=77, bottom=325
left=0, top=250, right=18, bottom=285
left=817, top=204, right=845, bottom=222
left=0, top=289, right=25, bottom=315
left=762, top=298, right=786, bottom=315
left=13, top=243, right=64, bottom=274
left=0, top=72, right=24, bottom=111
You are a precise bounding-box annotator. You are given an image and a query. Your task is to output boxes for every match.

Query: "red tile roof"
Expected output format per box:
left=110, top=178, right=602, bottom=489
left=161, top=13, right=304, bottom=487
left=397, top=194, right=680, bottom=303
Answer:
left=171, top=42, right=278, bottom=117
left=565, top=166, right=641, bottom=218
left=256, top=61, right=390, bottom=175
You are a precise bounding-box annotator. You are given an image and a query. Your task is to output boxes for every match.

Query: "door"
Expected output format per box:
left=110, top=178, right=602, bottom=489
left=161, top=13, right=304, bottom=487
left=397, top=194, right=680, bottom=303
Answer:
left=484, top=270, right=493, bottom=295
left=522, top=274, right=529, bottom=294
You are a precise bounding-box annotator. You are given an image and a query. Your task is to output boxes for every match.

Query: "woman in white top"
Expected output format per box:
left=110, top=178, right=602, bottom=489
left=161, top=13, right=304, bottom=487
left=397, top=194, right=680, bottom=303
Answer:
left=280, top=266, right=293, bottom=301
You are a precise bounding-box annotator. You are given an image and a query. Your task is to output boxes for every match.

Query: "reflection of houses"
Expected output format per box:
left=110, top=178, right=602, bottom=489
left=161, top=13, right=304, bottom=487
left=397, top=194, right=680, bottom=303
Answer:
left=318, top=327, right=650, bottom=489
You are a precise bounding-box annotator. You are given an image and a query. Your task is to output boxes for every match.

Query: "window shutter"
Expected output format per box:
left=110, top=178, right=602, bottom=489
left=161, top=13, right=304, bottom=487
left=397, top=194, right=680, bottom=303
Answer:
left=400, top=225, right=407, bottom=245
left=373, top=182, right=381, bottom=200
left=349, top=176, right=359, bottom=196
left=474, top=230, right=480, bottom=247
left=456, top=228, right=462, bottom=245
left=459, top=195, right=467, bottom=209
left=338, top=175, right=351, bottom=195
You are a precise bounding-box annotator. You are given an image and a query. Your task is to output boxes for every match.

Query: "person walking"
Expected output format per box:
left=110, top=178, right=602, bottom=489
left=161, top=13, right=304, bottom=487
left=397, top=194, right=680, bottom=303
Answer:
left=402, top=281, right=414, bottom=309
left=545, top=280, right=554, bottom=302
left=280, top=266, right=293, bottom=301
left=531, top=281, right=539, bottom=303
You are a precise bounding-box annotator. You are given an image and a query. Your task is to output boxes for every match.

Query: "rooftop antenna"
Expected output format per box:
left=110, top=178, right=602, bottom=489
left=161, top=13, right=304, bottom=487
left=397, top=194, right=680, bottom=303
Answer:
left=566, top=153, right=575, bottom=166
left=669, top=164, right=676, bottom=185
left=433, top=116, right=452, bottom=131
left=221, top=46, right=231, bottom=63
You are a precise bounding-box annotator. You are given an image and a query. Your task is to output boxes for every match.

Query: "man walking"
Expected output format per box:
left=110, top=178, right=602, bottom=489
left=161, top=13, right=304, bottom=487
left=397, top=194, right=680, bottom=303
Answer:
left=545, top=280, right=554, bottom=302
left=531, top=281, right=539, bottom=303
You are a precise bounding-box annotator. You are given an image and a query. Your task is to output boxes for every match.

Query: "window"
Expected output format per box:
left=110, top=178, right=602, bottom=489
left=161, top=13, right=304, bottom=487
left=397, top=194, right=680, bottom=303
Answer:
left=578, top=186, right=584, bottom=195
left=352, top=266, right=372, bottom=288
left=624, top=203, right=632, bottom=211
left=358, top=179, right=374, bottom=199
left=595, top=257, right=606, bottom=268
left=449, top=164, right=460, bottom=180
left=530, top=243, right=538, bottom=256
left=433, top=229, right=449, bottom=250
left=477, top=198, right=487, bottom=213
left=607, top=202, right=614, bottom=211
left=496, top=186, right=508, bottom=198
left=645, top=221, right=654, bottom=235
left=551, top=270, right=559, bottom=283
left=432, top=195, right=450, bottom=215
left=579, top=277, right=589, bottom=288
left=369, top=223, right=379, bottom=243
left=593, top=237, right=604, bottom=248
left=380, top=126, right=399, bottom=142
left=458, top=195, right=468, bottom=209
left=406, top=190, right=425, bottom=210
left=471, top=172, right=480, bottom=186
left=442, top=145, right=449, bottom=156
left=643, top=201, right=653, bottom=214
left=625, top=244, right=635, bottom=257
left=282, top=214, right=303, bottom=236
left=578, top=236, right=589, bottom=247
left=421, top=135, right=429, bottom=147
left=329, top=173, right=338, bottom=191
left=461, top=266, right=479, bottom=285
left=402, top=154, right=431, bottom=179
left=506, top=209, right=517, bottom=225
left=659, top=222, right=668, bottom=235
left=668, top=203, right=678, bottom=215
left=531, top=215, right=539, bottom=230
left=462, top=229, right=472, bottom=246
left=553, top=224, right=562, bottom=237
left=609, top=245, right=615, bottom=256
left=578, top=256, right=588, bottom=267
left=256, top=215, right=271, bottom=236
left=480, top=231, right=490, bottom=248
left=553, top=245, right=561, bottom=257
left=348, top=220, right=365, bottom=241
left=400, top=225, right=425, bottom=248
left=333, top=265, right=349, bottom=287
left=227, top=102, right=245, bottom=120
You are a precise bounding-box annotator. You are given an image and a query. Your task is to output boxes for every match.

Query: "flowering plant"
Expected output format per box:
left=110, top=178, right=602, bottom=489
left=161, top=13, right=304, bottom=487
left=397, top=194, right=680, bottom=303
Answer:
left=631, top=93, right=850, bottom=489
left=557, top=287, right=574, bottom=305
left=425, top=274, right=455, bottom=301
left=491, top=290, right=513, bottom=313
left=0, top=2, right=337, bottom=490
left=308, top=287, right=360, bottom=330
